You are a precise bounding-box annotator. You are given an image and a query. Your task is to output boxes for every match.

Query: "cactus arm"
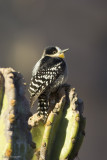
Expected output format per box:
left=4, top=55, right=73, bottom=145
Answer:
left=59, top=111, right=80, bottom=159
left=29, top=114, right=45, bottom=160
left=0, top=68, right=35, bottom=160
left=69, top=116, right=86, bottom=160
left=50, top=88, right=80, bottom=160
left=39, top=96, right=66, bottom=160
left=29, top=86, right=86, bottom=160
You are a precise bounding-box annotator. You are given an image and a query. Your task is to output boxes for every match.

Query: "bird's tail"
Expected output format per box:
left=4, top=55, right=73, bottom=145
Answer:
left=37, top=93, right=49, bottom=118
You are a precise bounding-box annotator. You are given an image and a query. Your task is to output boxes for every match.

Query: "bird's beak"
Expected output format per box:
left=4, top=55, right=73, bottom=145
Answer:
left=58, top=48, right=69, bottom=58
left=61, top=48, right=69, bottom=53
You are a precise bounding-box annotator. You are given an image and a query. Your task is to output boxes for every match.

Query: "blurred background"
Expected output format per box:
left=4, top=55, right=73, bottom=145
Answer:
left=0, top=0, right=107, bottom=159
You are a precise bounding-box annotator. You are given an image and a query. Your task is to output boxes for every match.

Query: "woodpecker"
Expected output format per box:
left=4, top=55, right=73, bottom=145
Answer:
left=28, top=46, right=69, bottom=118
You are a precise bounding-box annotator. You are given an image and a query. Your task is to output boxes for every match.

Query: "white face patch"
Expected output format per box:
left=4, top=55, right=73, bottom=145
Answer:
left=55, top=46, right=61, bottom=52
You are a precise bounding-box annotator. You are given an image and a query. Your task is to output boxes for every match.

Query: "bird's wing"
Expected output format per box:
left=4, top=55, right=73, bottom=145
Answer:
left=28, top=56, right=66, bottom=107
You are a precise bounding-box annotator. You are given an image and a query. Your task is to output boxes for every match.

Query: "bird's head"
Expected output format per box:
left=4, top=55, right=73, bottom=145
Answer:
left=42, top=46, right=69, bottom=58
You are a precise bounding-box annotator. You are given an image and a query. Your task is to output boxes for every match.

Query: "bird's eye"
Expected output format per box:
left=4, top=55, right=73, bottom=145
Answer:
left=53, top=51, right=56, bottom=54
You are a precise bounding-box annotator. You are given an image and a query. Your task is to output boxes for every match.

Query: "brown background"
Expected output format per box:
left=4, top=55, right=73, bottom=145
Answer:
left=0, top=0, right=107, bottom=159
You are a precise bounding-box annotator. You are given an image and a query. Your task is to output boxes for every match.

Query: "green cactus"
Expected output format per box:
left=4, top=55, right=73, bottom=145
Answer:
left=0, top=68, right=35, bottom=160
left=0, top=68, right=86, bottom=160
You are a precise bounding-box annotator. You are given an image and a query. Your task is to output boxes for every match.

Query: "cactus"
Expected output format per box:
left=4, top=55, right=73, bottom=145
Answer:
left=0, top=68, right=86, bottom=160
left=0, top=68, right=35, bottom=160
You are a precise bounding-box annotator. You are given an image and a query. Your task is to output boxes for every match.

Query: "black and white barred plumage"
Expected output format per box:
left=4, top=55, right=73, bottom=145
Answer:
left=28, top=46, right=69, bottom=117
